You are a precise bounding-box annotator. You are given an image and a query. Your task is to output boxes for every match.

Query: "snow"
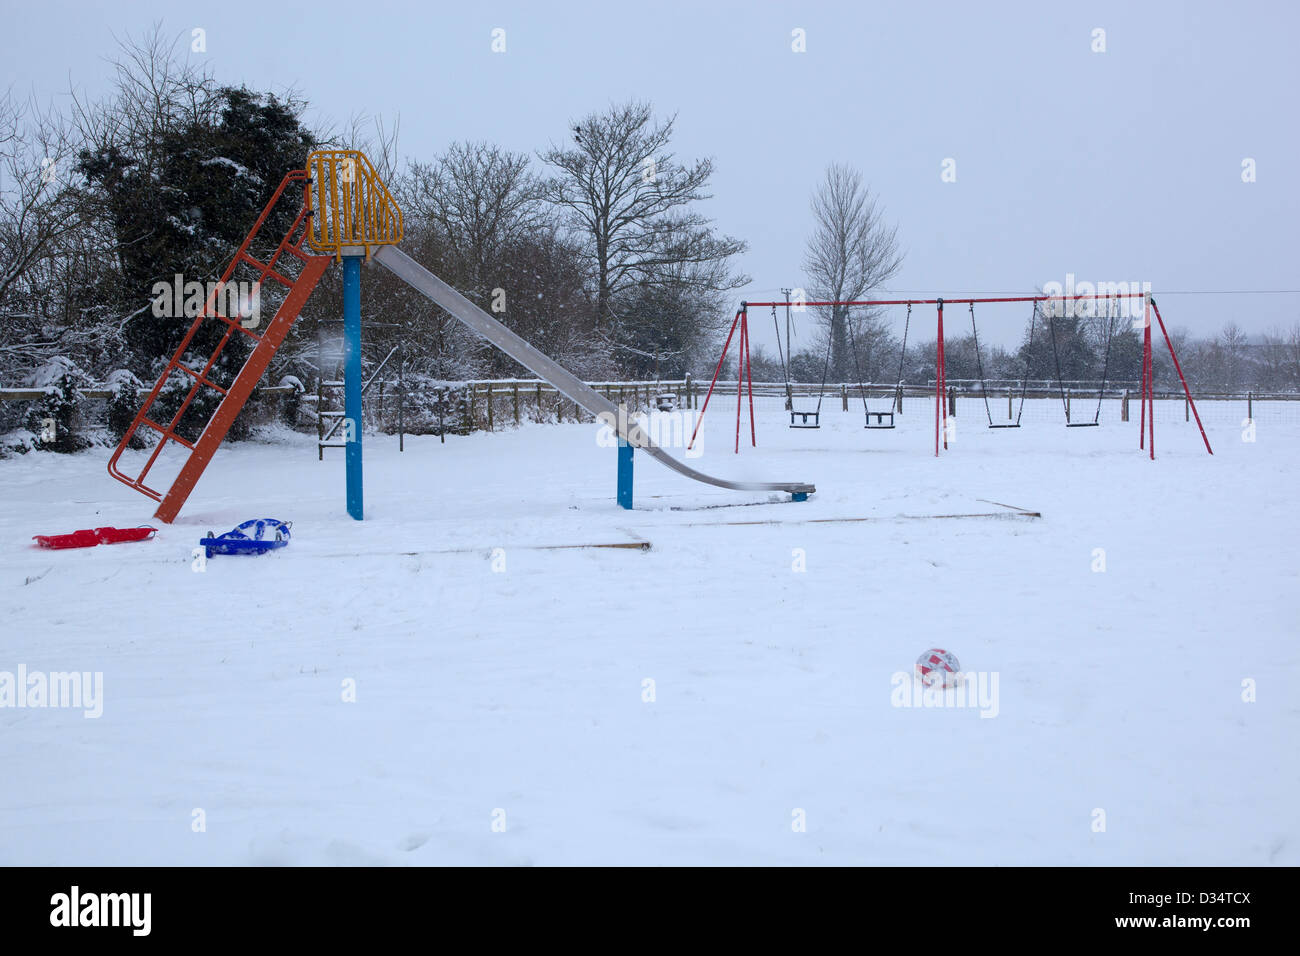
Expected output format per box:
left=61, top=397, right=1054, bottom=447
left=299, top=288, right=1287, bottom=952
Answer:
left=28, top=355, right=86, bottom=389
left=200, top=156, right=255, bottom=180
left=104, top=368, right=143, bottom=392
left=0, top=396, right=1295, bottom=865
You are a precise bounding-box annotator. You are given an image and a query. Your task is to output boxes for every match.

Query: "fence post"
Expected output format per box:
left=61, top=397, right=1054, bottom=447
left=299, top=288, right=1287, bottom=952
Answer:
left=1248, top=391, right=1253, bottom=419
left=465, top=384, right=474, bottom=433
left=557, top=388, right=563, bottom=423
left=841, top=384, right=848, bottom=411
left=948, top=385, right=956, bottom=417
left=513, top=383, right=520, bottom=425
left=1121, top=389, right=1129, bottom=422
left=486, top=384, right=493, bottom=431
left=1185, top=395, right=1189, bottom=422
left=1008, top=389, right=1013, bottom=420
left=535, top=383, right=542, bottom=421
left=1065, top=388, right=1071, bottom=423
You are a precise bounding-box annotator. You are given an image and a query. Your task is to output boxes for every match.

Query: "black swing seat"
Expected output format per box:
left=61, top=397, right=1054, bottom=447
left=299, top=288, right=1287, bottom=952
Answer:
left=864, top=411, right=895, bottom=429
left=789, top=410, right=821, bottom=429
left=988, top=423, right=1021, bottom=429
left=1066, top=421, right=1100, bottom=428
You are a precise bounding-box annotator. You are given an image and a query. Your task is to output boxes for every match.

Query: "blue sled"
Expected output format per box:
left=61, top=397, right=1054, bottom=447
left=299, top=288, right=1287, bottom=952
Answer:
left=200, top=519, right=292, bottom=558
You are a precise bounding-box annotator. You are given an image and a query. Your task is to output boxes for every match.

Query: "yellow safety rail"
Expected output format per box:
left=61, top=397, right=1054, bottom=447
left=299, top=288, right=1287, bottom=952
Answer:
left=304, top=150, right=403, bottom=259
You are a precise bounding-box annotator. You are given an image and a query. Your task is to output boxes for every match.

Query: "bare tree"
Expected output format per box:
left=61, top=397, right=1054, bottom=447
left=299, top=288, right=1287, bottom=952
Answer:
left=539, top=101, right=746, bottom=332
left=1287, top=323, right=1300, bottom=389
left=1217, top=321, right=1251, bottom=390
left=402, top=142, right=542, bottom=294
left=803, top=163, right=903, bottom=382
left=315, top=109, right=401, bottom=186
left=69, top=24, right=217, bottom=173
left=1257, top=326, right=1297, bottom=390
left=0, top=93, right=84, bottom=304
left=0, top=90, right=107, bottom=380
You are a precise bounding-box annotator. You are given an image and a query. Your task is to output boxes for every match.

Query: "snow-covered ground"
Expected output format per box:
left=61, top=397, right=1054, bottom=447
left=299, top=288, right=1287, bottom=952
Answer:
left=1, top=395, right=1295, bottom=865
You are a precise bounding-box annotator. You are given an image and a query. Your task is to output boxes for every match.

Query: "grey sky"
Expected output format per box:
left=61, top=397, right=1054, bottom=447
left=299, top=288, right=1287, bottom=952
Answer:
left=7, top=0, right=1298, bottom=351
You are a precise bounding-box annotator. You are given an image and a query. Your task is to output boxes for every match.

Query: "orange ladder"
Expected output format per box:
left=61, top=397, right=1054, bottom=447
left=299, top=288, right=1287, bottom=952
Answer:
left=107, top=169, right=331, bottom=522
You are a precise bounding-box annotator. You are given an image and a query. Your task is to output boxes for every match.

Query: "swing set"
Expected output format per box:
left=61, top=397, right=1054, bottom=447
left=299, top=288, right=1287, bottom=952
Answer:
left=687, top=292, right=1212, bottom=459
left=762, top=300, right=911, bottom=431
left=965, top=296, right=1119, bottom=429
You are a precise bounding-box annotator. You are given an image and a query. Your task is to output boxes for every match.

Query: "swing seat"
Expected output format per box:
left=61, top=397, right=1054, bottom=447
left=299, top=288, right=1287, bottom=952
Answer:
left=988, top=423, right=1021, bottom=429
left=789, top=410, right=821, bottom=429
left=1066, top=422, right=1100, bottom=428
left=864, top=411, right=895, bottom=429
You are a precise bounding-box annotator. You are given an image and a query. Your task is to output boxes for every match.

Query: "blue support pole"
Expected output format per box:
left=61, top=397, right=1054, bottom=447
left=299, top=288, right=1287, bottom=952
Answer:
left=343, top=255, right=363, bottom=520
left=617, top=440, right=634, bottom=510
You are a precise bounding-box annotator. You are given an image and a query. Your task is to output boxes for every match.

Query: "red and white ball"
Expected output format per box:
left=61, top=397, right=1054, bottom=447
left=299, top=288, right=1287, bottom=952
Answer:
left=915, top=648, right=962, bottom=688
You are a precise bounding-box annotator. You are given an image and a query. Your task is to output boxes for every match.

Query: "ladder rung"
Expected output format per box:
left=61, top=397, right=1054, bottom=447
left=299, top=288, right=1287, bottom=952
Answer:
left=318, top=441, right=348, bottom=448
left=177, top=364, right=229, bottom=395
left=319, top=411, right=345, bottom=418
left=239, top=251, right=269, bottom=272
left=321, top=381, right=345, bottom=387
left=236, top=252, right=294, bottom=289
left=140, top=418, right=195, bottom=450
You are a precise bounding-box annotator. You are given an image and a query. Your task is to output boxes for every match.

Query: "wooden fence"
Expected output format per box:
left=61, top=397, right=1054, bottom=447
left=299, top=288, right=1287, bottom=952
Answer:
left=4, top=377, right=1295, bottom=434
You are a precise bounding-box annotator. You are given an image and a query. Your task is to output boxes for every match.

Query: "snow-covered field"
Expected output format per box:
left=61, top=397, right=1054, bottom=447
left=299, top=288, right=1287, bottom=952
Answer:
left=1, top=396, right=1295, bottom=865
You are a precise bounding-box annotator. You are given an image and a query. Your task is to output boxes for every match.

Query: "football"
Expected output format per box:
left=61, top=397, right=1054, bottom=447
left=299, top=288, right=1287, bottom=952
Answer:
left=915, top=648, right=963, bottom=688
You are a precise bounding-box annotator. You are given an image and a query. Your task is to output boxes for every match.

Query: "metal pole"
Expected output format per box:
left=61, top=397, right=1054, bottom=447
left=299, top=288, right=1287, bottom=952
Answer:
left=342, top=254, right=363, bottom=520
left=935, top=299, right=946, bottom=456
left=734, top=311, right=746, bottom=453
left=782, top=288, right=792, bottom=378
left=1150, top=298, right=1212, bottom=455
left=687, top=309, right=742, bottom=451
left=745, top=314, right=756, bottom=447
left=617, top=440, right=634, bottom=509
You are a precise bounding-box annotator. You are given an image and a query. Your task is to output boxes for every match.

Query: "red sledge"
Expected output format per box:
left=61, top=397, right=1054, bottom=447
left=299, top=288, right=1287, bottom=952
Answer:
left=33, top=527, right=157, bottom=550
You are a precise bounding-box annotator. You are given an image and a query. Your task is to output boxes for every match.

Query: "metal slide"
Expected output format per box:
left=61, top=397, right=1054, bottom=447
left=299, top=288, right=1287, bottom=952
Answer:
left=374, top=245, right=814, bottom=498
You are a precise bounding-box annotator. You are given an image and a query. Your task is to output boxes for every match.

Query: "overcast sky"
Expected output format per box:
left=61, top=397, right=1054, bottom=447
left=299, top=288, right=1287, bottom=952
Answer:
left=7, top=0, right=1298, bottom=350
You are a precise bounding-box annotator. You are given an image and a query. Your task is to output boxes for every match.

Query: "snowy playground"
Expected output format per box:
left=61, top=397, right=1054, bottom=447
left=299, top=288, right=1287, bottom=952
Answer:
left=2, top=395, right=1295, bottom=866
left=2, top=7, right=1296, bottom=878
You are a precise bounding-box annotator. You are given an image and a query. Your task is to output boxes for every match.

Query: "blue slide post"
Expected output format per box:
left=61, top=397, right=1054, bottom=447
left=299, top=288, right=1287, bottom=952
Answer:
left=343, top=254, right=363, bottom=520
left=617, top=439, right=633, bottom=510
